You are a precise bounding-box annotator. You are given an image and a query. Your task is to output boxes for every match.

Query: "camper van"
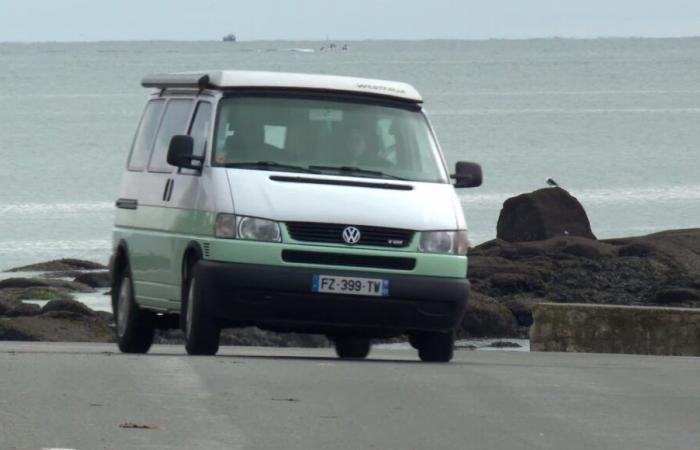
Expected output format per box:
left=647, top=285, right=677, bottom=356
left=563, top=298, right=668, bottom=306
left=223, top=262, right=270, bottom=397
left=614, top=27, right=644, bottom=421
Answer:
left=110, top=71, right=482, bottom=362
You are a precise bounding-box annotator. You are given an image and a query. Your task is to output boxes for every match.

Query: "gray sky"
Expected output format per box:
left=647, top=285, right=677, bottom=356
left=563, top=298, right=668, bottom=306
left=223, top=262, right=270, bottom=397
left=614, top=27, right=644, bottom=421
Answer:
left=1, top=0, right=700, bottom=41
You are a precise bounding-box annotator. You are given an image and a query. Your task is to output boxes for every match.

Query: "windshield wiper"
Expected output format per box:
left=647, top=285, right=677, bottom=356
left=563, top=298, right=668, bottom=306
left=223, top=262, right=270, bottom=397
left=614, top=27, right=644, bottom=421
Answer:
left=308, top=165, right=407, bottom=180
left=226, top=161, right=321, bottom=174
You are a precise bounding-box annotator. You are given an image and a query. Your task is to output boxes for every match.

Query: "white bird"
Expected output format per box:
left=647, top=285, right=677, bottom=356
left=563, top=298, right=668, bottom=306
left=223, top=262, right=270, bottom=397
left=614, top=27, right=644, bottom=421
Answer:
left=546, top=177, right=559, bottom=188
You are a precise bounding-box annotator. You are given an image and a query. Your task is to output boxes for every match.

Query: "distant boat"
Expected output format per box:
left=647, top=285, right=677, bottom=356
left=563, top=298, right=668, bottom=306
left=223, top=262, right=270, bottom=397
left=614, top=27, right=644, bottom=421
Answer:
left=286, top=48, right=315, bottom=53
left=222, top=34, right=237, bottom=42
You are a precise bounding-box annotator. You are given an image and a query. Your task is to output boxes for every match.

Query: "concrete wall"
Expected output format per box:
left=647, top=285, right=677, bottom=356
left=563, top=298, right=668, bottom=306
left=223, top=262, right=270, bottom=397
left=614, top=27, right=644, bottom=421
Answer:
left=530, top=303, right=700, bottom=356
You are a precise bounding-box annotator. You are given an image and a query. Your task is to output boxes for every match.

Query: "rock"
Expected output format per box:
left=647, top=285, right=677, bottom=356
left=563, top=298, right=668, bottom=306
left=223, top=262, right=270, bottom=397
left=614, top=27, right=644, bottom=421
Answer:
left=560, top=242, right=611, bottom=259
left=41, top=311, right=88, bottom=320
left=460, top=293, right=519, bottom=338
left=0, top=320, right=35, bottom=340
left=474, top=236, right=616, bottom=261
left=0, top=278, right=93, bottom=293
left=73, top=272, right=111, bottom=288
left=503, top=298, right=537, bottom=327
left=41, top=299, right=95, bottom=317
left=655, top=288, right=700, bottom=304
left=41, top=271, right=89, bottom=279
left=471, top=230, right=700, bottom=309
left=0, top=299, right=12, bottom=315
left=489, top=273, right=544, bottom=295
left=0, top=295, right=28, bottom=312
left=5, top=259, right=106, bottom=273
left=617, top=242, right=654, bottom=258
left=606, top=229, right=700, bottom=273
left=3, top=303, right=41, bottom=317
left=0, top=278, right=51, bottom=289
left=95, top=311, right=114, bottom=322
left=0, top=286, right=75, bottom=303
left=487, top=341, right=522, bottom=348
left=496, top=187, right=595, bottom=242
left=468, top=255, right=549, bottom=281
left=0, top=316, right=114, bottom=342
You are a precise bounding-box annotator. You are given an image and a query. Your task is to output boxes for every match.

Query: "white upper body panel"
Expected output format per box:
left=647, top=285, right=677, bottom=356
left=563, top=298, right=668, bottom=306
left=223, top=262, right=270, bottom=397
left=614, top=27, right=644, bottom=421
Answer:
left=224, top=169, right=465, bottom=231
left=143, top=70, right=423, bottom=103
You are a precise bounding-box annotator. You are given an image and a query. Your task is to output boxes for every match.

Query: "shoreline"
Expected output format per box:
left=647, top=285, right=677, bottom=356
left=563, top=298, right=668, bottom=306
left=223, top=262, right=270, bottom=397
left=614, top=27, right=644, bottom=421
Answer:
left=1, top=227, right=698, bottom=347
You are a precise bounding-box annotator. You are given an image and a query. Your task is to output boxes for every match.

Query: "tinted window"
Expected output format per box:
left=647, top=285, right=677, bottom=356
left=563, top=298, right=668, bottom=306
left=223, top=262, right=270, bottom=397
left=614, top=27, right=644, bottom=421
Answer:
left=148, top=99, right=193, bottom=173
left=127, top=100, right=165, bottom=171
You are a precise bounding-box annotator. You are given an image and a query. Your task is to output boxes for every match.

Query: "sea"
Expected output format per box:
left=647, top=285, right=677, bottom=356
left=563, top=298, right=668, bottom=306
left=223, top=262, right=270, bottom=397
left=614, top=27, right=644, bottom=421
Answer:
left=1, top=39, right=699, bottom=270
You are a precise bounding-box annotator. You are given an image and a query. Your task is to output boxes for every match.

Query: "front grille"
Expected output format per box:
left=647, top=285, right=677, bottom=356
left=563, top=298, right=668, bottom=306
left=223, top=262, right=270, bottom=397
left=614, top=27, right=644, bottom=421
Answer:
left=282, top=250, right=416, bottom=271
left=286, top=222, right=414, bottom=248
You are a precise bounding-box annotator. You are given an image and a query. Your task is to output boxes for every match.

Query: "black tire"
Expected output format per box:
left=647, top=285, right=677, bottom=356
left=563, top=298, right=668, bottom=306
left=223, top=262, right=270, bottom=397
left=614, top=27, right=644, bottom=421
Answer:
left=416, top=332, right=455, bottom=363
left=182, top=265, right=220, bottom=356
left=334, top=337, right=371, bottom=359
left=113, top=266, right=155, bottom=354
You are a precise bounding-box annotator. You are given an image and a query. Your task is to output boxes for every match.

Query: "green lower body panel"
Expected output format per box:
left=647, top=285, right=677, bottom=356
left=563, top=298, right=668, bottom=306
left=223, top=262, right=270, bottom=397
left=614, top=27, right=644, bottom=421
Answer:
left=113, top=206, right=468, bottom=311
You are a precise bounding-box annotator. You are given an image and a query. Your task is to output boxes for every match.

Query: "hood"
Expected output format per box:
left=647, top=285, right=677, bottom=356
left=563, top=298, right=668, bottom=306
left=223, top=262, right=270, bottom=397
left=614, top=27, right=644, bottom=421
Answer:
left=226, top=169, right=463, bottom=231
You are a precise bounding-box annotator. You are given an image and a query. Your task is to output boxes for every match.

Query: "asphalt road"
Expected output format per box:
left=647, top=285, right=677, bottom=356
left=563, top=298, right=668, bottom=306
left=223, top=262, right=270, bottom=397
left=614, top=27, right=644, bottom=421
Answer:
left=1, top=343, right=698, bottom=450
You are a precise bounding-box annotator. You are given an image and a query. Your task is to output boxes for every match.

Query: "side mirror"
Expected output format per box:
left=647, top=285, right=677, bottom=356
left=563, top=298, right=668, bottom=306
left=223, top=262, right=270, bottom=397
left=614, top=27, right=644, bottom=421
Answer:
left=167, top=135, right=203, bottom=170
left=451, top=161, right=482, bottom=188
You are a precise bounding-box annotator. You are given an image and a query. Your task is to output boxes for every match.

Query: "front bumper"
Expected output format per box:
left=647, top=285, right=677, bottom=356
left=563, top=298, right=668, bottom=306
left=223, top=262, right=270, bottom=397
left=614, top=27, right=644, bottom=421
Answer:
left=195, top=260, right=470, bottom=336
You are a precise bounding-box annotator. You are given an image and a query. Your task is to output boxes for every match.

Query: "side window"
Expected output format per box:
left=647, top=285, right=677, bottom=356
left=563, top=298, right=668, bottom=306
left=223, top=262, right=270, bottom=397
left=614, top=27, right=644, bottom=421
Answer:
left=148, top=99, right=193, bottom=173
left=128, top=100, right=165, bottom=171
left=189, top=102, right=213, bottom=158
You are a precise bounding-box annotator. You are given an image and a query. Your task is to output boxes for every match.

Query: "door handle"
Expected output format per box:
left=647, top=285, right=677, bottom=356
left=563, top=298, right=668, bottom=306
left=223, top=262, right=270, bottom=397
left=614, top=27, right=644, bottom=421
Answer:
left=162, top=179, right=174, bottom=201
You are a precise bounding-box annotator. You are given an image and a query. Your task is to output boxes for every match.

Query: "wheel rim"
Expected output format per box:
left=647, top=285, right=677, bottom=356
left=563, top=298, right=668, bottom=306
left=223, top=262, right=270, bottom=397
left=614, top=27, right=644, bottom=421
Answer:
left=186, top=279, right=195, bottom=340
left=117, top=277, right=131, bottom=338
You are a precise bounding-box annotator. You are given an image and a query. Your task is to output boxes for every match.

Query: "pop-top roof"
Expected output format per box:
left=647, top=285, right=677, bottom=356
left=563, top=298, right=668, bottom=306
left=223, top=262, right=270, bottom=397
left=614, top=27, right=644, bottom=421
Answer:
left=141, top=70, right=422, bottom=103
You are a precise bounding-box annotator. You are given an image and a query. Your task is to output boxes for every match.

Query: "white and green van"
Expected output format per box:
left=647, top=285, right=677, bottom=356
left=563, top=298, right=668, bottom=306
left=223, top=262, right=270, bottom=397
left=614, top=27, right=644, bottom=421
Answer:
left=110, top=70, right=482, bottom=362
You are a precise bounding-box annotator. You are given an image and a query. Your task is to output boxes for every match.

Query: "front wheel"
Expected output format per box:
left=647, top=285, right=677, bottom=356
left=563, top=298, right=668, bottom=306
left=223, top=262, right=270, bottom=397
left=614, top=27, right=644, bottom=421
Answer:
left=114, top=268, right=155, bottom=354
left=183, top=269, right=220, bottom=356
left=334, top=337, right=371, bottom=359
left=415, top=332, right=454, bottom=363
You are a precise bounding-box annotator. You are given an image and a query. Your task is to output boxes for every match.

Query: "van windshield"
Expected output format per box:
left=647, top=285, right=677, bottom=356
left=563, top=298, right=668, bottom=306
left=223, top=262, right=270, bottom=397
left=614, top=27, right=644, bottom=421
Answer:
left=213, top=95, right=448, bottom=182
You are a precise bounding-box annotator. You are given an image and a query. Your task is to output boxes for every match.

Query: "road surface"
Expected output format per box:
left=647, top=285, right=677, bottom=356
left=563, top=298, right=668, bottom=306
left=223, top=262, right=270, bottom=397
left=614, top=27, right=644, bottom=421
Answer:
left=0, top=342, right=698, bottom=450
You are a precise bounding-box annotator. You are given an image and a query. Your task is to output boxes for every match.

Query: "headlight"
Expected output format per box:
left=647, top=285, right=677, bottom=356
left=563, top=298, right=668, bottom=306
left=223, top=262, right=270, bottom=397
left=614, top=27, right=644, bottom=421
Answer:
left=237, top=216, right=282, bottom=242
left=418, top=230, right=468, bottom=255
left=215, top=214, right=282, bottom=242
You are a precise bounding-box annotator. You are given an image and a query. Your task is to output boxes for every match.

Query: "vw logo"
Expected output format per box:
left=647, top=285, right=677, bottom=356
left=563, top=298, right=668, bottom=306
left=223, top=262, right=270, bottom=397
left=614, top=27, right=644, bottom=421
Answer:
left=342, top=226, right=361, bottom=245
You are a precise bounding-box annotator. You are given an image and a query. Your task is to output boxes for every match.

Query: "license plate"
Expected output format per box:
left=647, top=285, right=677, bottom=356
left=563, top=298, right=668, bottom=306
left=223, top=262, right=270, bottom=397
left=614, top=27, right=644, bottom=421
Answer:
left=312, top=275, right=389, bottom=297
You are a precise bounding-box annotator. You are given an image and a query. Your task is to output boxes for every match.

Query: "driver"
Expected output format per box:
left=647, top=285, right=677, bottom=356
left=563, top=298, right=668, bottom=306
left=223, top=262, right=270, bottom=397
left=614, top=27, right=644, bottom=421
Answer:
left=345, top=127, right=390, bottom=167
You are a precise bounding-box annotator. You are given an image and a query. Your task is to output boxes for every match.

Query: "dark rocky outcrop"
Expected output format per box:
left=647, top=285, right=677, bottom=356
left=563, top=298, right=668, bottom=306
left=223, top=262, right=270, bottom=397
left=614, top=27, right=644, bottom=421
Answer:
left=605, top=228, right=700, bottom=273
left=1, top=301, right=41, bottom=317
left=0, top=278, right=93, bottom=293
left=496, top=187, right=595, bottom=242
left=0, top=315, right=114, bottom=342
left=459, top=292, right=519, bottom=338
left=73, top=271, right=111, bottom=288
left=467, top=228, right=700, bottom=338
left=41, top=299, right=95, bottom=317
left=655, top=288, right=700, bottom=304
left=5, top=259, right=106, bottom=273
left=1, top=295, right=43, bottom=317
